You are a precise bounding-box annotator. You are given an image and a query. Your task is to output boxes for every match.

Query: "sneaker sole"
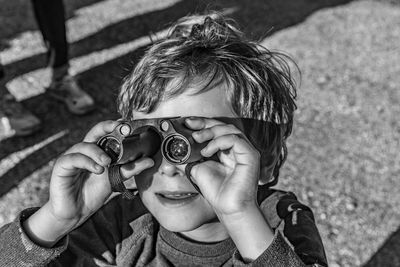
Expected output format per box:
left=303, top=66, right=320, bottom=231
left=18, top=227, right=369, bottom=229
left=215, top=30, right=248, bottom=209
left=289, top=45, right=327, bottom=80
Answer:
left=47, top=91, right=96, bottom=115
left=14, top=122, right=42, bottom=137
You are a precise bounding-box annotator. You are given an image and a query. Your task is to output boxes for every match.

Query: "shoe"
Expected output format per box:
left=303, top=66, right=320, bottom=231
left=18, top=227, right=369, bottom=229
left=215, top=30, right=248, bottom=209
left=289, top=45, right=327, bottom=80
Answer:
left=0, top=93, right=41, bottom=137
left=48, top=74, right=95, bottom=115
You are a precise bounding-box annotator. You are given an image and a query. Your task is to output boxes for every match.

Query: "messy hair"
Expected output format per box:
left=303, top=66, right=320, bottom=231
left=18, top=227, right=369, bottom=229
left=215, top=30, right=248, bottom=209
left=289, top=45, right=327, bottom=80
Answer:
left=118, top=13, right=298, bottom=185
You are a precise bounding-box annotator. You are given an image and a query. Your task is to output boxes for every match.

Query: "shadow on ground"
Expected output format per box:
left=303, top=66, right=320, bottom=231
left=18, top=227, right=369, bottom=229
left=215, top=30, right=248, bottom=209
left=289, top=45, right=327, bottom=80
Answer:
left=363, top=225, right=400, bottom=267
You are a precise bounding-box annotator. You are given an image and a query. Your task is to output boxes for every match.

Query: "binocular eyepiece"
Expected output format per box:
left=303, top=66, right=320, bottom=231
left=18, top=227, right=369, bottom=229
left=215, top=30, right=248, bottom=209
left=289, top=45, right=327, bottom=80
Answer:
left=97, top=117, right=209, bottom=166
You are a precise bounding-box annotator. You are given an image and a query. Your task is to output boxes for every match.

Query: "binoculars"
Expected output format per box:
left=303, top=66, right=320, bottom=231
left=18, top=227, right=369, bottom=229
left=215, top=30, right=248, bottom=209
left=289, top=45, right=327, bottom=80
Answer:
left=97, top=117, right=217, bottom=166
left=97, top=116, right=285, bottom=197
left=98, top=116, right=284, bottom=168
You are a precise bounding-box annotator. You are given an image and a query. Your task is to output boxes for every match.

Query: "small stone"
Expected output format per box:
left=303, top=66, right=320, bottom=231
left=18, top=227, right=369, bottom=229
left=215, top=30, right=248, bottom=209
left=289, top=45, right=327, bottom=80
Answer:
left=346, top=202, right=356, bottom=211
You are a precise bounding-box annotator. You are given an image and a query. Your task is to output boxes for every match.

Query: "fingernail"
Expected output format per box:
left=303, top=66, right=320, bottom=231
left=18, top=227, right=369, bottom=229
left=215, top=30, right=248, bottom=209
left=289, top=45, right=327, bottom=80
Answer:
left=147, top=160, right=154, bottom=167
left=94, top=164, right=103, bottom=172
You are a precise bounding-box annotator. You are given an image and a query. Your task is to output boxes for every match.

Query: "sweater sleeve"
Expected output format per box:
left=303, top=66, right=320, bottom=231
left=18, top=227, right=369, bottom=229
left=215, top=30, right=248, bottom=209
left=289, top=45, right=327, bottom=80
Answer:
left=0, top=195, right=149, bottom=267
left=231, top=230, right=306, bottom=267
left=0, top=208, right=68, bottom=267
left=232, top=188, right=327, bottom=267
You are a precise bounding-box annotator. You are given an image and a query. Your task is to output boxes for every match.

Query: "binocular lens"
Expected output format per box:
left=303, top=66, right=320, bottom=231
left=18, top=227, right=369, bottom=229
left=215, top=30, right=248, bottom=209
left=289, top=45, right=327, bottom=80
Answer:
left=163, top=135, right=190, bottom=163
left=98, top=137, right=121, bottom=163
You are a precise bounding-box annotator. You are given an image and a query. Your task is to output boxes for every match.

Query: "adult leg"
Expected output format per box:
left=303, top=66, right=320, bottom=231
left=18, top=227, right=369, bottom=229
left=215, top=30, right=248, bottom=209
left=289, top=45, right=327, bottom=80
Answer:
left=31, top=0, right=68, bottom=69
left=0, top=62, right=4, bottom=80
left=31, top=0, right=95, bottom=115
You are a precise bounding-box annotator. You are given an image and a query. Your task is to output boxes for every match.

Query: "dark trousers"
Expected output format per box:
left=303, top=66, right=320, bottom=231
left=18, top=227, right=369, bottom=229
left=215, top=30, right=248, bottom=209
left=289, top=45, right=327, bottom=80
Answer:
left=31, top=0, right=68, bottom=68
left=0, top=64, right=4, bottom=80
left=0, top=0, right=68, bottom=79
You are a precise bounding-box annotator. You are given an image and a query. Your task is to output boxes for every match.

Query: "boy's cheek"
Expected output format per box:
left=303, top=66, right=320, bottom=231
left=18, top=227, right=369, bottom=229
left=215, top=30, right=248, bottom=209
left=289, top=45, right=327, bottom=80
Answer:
left=134, top=153, right=162, bottom=192
left=135, top=170, right=154, bottom=192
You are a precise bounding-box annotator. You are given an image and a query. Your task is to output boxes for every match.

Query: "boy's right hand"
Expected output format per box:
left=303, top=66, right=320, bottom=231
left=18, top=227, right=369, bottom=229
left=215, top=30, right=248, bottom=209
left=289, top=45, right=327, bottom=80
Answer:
left=24, top=121, right=154, bottom=246
left=35, top=121, right=154, bottom=238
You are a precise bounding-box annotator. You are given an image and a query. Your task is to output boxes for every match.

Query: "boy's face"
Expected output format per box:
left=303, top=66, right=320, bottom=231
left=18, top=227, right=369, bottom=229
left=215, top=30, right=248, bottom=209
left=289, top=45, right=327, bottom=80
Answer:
left=132, top=85, right=236, bottom=235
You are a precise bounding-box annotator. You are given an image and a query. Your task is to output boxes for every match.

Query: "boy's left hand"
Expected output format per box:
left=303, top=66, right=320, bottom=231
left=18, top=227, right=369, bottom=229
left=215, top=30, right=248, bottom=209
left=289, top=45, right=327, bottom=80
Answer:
left=185, top=117, right=261, bottom=217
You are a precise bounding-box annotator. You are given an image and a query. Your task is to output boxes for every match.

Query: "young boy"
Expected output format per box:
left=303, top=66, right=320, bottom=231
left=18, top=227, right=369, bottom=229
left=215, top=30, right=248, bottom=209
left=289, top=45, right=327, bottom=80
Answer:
left=0, top=14, right=327, bottom=266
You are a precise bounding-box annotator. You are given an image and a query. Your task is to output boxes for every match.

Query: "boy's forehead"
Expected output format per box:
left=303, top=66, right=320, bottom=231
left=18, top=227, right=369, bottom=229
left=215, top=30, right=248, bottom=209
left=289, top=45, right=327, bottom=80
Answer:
left=132, top=85, right=236, bottom=119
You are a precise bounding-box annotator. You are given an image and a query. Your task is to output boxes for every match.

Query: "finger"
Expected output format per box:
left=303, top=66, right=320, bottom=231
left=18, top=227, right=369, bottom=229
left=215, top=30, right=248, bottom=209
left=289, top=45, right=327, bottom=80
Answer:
left=83, top=120, right=120, bottom=143
left=64, top=142, right=112, bottom=167
left=192, top=124, right=243, bottom=143
left=189, top=160, right=225, bottom=195
left=201, top=134, right=260, bottom=164
left=54, top=153, right=105, bottom=178
left=184, top=117, right=225, bottom=130
left=119, top=157, right=155, bottom=180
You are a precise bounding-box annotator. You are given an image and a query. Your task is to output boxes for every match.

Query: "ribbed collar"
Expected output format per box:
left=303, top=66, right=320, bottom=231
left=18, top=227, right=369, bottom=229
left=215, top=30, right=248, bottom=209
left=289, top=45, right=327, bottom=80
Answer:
left=159, top=226, right=236, bottom=258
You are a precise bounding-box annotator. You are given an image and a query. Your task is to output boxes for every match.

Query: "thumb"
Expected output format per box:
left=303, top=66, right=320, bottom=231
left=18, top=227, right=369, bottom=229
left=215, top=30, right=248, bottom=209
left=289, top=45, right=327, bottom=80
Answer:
left=188, top=161, right=225, bottom=197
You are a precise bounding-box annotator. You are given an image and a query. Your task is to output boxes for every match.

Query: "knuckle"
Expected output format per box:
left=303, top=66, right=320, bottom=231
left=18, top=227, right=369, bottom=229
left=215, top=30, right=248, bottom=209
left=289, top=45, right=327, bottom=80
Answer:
left=194, top=117, right=205, bottom=126
left=64, top=143, right=79, bottom=155
left=207, top=139, right=216, bottom=147
left=73, top=142, right=87, bottom=151
left=99, top=120, right=113, bottom=127
left=105, top=120, right=119, bottom=128
left=57, top=153, right=74, bottom=165
left=203, top=128, right=213, bottom=137
left=196, top=129, right=205, bottom=136
left=55, top=156, right=65, bottom=166
left=74, top=142, right=87, bottom=150
left=97, top=148, right=109, bottom=158
left=95, top=120, right=116, bottom=132
left=230, top=134, right=241, bottom=142
left=226, top=124, right=238, bottom=131
left=65, top=152, right=79, bottom=161
left=73, top=142, right=94, bottom=156
left=82, top=142, right=97, bottom=152
left=196, top=129, right=212, bottom=141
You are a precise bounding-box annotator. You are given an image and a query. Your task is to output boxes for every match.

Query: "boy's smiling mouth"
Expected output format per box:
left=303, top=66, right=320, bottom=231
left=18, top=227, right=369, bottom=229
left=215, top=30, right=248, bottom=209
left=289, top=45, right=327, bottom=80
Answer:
left=155, top=191, right=200, bottom=206
left=156, top=191, right=198, bottom=199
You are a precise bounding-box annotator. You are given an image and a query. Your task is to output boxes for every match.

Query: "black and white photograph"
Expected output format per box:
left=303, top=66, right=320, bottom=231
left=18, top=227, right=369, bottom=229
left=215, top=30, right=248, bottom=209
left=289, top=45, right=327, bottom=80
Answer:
left=0, top=0, right=399, bottom=266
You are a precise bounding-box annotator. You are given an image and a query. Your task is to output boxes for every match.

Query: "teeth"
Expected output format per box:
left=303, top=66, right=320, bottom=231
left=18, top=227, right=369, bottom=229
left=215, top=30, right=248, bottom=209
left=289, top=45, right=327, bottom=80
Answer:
left=165, top=193, right=194, bottom=197
left=160, top=192, right=197, bottom=199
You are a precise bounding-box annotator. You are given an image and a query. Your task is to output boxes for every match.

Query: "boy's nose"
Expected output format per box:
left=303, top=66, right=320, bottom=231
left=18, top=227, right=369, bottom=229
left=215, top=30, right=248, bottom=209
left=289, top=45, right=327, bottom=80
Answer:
left=158, top=159, right=185, bottom=177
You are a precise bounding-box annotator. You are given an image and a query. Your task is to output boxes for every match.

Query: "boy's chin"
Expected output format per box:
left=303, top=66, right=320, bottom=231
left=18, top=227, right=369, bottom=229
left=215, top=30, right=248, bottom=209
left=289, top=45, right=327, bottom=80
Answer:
left=157, top=213, right=218, bottom=233
left=158, top=217, right=208, bottom=233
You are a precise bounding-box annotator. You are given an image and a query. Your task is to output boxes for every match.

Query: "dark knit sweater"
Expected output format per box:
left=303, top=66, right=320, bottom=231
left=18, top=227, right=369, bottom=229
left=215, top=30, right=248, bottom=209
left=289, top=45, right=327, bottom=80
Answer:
left=0, top=189, right=311, bottom=267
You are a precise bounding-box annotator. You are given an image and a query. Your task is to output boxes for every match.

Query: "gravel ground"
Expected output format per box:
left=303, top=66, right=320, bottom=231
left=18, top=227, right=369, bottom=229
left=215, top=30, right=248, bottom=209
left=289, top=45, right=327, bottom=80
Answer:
left=1, top=0, right=399, bottom=266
